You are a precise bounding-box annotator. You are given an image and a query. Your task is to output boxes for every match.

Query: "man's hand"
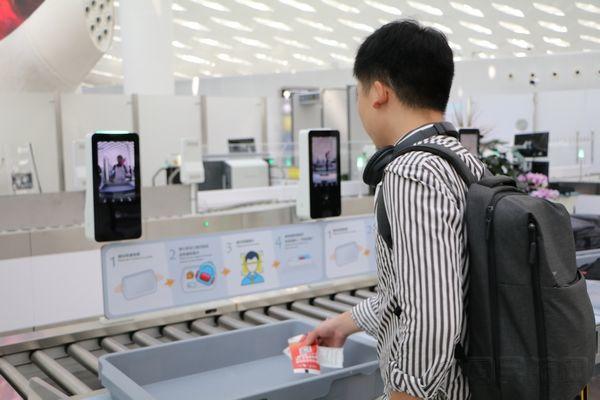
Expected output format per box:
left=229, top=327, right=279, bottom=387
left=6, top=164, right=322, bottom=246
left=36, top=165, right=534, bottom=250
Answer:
left=304, top=311, right=361, bottom=347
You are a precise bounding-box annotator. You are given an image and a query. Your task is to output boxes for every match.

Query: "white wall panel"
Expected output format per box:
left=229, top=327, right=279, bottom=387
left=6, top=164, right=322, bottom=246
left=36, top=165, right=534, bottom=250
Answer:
left=137, top=95, right=201, bottom=187
left=0, top=257, right=34, bottom=333
left=466, top=94, right=534, bottom=143
left=60, top=93, right=134, bottom=191
left=0, top=93, right=60, bottom=194
left=322, top=89, right=350, bottom=176
left=347, top=86, right=371, bottom=180
left=537, top=90, right=585, bottom=178
left=205, top=97, right=265, bottom=154
left=585, top=90, right=600, bottom=174
left=291, top=93, right=321, bottom=154
left=31, top=250, right=102, bottom=327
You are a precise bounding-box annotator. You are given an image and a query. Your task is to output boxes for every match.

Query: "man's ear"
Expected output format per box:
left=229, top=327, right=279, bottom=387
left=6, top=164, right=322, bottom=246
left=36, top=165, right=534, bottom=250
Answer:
left=371, top=80, right=390, bottom=109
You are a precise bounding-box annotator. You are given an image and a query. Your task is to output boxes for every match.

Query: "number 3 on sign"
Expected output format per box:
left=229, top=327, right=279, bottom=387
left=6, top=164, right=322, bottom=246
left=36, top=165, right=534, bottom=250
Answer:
left=226, top=242, right=232, bottom=253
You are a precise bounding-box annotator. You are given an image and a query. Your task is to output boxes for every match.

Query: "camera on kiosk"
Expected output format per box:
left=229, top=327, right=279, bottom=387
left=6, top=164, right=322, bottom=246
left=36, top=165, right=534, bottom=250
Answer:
left=296, top=129, right=342, bottom=220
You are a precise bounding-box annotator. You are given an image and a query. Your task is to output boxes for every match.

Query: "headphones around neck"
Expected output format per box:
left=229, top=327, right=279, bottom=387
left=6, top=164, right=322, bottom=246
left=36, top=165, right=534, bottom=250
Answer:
left=362, top=121, right=459, bottom=186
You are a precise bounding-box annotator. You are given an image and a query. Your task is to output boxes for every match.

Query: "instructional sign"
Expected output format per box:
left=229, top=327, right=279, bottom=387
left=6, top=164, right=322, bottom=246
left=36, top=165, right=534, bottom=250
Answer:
left=101, top=215, right=376, bottom=319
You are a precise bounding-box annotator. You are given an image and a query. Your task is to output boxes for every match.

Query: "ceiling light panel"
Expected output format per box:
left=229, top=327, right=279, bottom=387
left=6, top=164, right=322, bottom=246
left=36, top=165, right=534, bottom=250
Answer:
left=460, top=21, right=492, bottom=35
left=575, top=2, right=600, bottom=14
left=421, top=21, right=453, bottom=35
left=233, top=36, right=271, bottom=49
left=321, top=0, right=360, bottom=14
left=491, top=3, right=524, bottom=18
left=210, top=17, right=252, bottom=32
left=580, top=34, right=600, bottom=44
left=330, top=53, right=354, bottom=63
left=293, top=53, right=327, bottom=66
left=254, top=17, right=293, bottom=31
left=274, top=36, right=311, bottom=49
left=513, top=52, right=527, bottom=57
left=543, top=36, right=570, bottom=47
left=193, top=37, right=233, bottom=49
left=507, top=38, right=534, bottom=49
left=171, top=3, right=186, bottom=12
left=450, top=2, right=484, bottom=18
left=498, top=21, right=530, bottom=35
left=172, top=40, right=191, bottom=49
left=313, top=36, right=349, bottom=49
left=234, top=0, right=273, bottom=12
left=448, top=41, right=462, bottom=51
left=468, top=37, right=498, bottom=50
left=578, top=19, right=600, bottom=31
left=190, top=0, right=229, bottom=12
left=278, top=0, right=316, bottom=12
left=102, top=54, right=122, bottom=62
left=174, top=18, right=210, bottom=31
left=174, top=72, right=193, bottom=79
left=255, top=53, right=289, bottom=66
left=217, top=53, right=253, bottom=65
left=406, top=1, right=443, bottom=16
left=91, top=69, right=123, bottom=79
left=538, top=21, right=568, bottom=33
left=177, top=54, right=213, bottom=65
left=338, top=18, right=375, bottom=33
left=295, top=17, right=334, bottom=32
left=364, top=0, right=402, bottom=16
left=533, top=3, right=565, bottom=17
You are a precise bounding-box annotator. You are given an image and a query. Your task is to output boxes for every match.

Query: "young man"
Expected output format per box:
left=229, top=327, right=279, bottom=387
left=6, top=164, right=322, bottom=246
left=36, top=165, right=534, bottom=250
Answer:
left=305, top=20, right=486, bottom=400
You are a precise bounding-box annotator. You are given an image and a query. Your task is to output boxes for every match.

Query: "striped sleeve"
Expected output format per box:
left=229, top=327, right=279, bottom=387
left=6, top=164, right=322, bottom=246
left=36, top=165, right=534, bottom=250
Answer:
left=384, top=160, right=464, bottom=399
left=351, top=292, right=380, bottom=337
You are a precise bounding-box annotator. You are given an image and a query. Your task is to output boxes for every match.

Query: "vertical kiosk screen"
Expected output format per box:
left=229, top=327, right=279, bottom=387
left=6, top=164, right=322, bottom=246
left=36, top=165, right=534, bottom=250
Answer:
left=309, top=131, right=341, bottom=218
left=91, top=133, right=141, bottom=241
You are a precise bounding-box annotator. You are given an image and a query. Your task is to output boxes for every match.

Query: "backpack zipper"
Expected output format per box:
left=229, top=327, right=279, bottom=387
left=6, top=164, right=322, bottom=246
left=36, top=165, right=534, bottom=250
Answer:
left=485, top=189, right=520, bottom=393
left=529, top=221, right=549, bottom=400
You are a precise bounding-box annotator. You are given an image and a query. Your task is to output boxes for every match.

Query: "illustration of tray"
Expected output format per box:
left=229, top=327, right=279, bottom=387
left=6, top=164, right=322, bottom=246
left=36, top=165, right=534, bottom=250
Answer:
left=99, top=320, right=382, bottom=400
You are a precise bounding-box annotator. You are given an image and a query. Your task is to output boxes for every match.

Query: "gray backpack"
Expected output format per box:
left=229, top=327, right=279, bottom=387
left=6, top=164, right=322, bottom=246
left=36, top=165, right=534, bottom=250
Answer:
left=377, top=143, right=596, bottom=400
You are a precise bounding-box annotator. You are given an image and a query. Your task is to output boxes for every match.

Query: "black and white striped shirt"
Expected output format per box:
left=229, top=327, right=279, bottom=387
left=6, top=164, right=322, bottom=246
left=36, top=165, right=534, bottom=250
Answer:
left=351, top=125, right=486, bottom=400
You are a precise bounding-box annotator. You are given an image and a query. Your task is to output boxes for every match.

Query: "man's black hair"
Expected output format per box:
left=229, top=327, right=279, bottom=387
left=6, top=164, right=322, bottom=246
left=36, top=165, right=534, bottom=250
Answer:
left=353, top=19, right=454, bottom=112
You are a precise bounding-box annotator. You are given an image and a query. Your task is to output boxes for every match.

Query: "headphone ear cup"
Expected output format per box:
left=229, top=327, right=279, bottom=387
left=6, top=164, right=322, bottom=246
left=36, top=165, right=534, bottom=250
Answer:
left=362, top=146, right=395, bottom=186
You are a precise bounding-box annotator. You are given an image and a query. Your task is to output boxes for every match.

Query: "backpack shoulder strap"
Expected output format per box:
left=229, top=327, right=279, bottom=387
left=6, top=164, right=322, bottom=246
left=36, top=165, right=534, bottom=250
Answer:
left=393, top=143, right=478, bottom=186
left=377, top=143, right=479, bottom=248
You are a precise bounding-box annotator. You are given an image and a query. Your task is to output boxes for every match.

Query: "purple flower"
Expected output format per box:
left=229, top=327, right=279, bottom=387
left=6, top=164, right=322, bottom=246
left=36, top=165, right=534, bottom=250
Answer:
left=530, top=188, right=559, bottom=200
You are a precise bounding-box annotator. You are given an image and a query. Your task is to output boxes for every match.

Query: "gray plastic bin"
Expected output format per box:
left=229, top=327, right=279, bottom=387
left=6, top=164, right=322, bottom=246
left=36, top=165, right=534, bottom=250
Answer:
left=99, top=320, right=383, bottom=400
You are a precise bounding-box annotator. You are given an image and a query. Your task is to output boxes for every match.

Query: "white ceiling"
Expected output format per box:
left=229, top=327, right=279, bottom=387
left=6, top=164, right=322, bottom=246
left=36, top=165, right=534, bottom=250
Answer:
left=85, top=0, right=600, bottom=86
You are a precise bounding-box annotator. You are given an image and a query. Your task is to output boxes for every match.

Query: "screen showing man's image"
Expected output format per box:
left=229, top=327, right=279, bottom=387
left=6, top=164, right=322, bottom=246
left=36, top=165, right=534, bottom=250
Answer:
left=97, top=141, right=136, bottom=201
left=311, top=136, right=337, bottom=187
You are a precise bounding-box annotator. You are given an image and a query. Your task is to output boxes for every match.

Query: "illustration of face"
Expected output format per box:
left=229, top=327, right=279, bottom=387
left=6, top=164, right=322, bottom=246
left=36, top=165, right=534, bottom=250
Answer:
left=242, top=251, right=262, bottom=275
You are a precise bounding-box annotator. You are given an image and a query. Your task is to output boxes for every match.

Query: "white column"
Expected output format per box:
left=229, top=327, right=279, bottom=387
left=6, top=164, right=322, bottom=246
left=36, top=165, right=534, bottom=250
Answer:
left=119, top=0, right=174, bottom=95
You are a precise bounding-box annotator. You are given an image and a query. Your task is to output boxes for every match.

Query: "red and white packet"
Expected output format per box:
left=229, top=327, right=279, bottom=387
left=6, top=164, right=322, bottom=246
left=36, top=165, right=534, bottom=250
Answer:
left=284, top=334, right=344, bottom=374
left=287, top=334, right=321, bottom=374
